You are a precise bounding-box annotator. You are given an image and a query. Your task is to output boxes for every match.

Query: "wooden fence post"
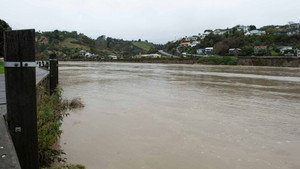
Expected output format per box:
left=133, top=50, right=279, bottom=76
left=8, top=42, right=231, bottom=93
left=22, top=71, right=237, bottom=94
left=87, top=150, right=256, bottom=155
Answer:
left=4, top=29, right=39, bottom=169
left=49, top=54, right=58, bottom=95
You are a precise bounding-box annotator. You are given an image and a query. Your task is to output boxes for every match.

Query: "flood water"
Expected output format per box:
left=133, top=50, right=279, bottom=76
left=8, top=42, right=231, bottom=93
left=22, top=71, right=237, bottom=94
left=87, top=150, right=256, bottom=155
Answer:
left=59, top=62, right=300, bottom=169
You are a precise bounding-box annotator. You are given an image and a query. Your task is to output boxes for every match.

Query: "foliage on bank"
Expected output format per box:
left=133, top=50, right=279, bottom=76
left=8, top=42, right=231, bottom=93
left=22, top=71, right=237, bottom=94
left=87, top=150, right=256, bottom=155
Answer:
left=42, top=164, right=85, bottom=169
left=37, top=86, right=84, bottom=168
left=197, top=56, right=238, bottom=65
left=0, top=62, right=4, bottom=74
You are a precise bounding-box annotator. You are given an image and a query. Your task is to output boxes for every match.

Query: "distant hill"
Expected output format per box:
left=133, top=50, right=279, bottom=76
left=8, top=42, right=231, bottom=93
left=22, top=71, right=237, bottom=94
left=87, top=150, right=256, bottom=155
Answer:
left=35, top=30, right=161, bottom=59
left=163, top=23, right=300, bottom=56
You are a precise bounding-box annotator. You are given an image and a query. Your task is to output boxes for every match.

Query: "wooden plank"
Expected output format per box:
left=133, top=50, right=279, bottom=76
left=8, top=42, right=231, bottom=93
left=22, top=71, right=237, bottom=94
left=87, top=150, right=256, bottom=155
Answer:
left=4, top=29, right=39, bottom=169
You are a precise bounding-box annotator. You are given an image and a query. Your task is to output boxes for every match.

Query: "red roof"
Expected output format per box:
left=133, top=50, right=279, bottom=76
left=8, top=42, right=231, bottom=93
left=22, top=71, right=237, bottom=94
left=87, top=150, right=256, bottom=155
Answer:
left=254, top=46, right=267, bottom=49
left=179, top=42, right=191, bottom=46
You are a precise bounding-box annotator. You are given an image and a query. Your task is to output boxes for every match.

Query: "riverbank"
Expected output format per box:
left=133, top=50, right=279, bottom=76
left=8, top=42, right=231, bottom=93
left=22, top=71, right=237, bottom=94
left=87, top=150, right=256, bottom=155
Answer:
left=57, top=56, right=300, bottom=67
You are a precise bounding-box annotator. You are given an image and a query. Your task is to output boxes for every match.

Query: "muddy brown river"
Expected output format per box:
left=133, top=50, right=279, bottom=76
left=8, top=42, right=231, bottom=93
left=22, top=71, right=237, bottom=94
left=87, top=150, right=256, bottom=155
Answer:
left=59, top=62, right=300, bottom=169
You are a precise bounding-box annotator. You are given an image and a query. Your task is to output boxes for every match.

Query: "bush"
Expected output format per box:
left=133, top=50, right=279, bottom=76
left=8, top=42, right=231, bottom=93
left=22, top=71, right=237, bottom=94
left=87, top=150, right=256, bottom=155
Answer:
left=0, top=62, right=4, bottom=74
left=42, top=164, right=85, bottom=169
left=207, top=56, right=223, bottom=64
left=37, top=86, right=84, bottom=167
left=197, top=56, right=238, bottom=65
left=222, top=56, right=238, bottom=65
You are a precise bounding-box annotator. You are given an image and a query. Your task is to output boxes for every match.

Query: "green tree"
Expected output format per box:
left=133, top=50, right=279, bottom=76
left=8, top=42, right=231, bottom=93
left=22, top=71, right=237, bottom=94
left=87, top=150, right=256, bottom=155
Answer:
left=0, top=19, right=12, bottom=57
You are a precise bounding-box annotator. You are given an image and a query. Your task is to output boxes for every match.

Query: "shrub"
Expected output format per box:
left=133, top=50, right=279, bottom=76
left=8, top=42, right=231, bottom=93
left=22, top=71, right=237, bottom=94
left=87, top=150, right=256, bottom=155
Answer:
left=197, top=56, right=238, bottom=65
left=37, top=86, right=84, bottom=167
left=222, top=56, right=238, bottom=65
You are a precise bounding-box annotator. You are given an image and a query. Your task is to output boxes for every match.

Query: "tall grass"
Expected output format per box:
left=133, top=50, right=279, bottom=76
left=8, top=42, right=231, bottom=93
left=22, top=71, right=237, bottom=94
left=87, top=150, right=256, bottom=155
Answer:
left=0, top=62, right=4, bottom=74
left=197, top=56, right=238, bottom=65
left=37, top=86, right=84, bottom=168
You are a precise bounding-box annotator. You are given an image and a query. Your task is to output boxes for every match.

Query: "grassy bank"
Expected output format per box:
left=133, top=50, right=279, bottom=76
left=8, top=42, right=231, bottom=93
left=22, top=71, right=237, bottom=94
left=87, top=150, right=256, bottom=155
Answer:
left=0, top=62, right=4, bottom=74
left=197, top=56, right=238, bottom=65
left=37, top=86, right=84, bottom=169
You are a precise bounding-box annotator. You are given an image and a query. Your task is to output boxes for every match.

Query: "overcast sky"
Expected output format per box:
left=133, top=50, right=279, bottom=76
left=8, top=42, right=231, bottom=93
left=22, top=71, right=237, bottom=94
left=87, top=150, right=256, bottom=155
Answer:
left=1, top=0, right=300, bottom=44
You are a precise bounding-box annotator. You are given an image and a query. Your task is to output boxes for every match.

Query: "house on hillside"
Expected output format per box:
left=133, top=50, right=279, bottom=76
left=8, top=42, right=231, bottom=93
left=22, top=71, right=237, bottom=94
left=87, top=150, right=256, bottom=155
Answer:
left=140, top=54, right=161, bottom=58
left=213, top=29, right=228, bottom=35
left=228, top=48, right=241, bottom=55
left=179, top=42, right=191, bottom=47
left=80, top=50, right=86, bottom=56
left=186, top=36, right=199, bottom=41
left=245, top=30, right=266, bottom=36
left=279, top=46, right=293, bottom=54
left=254, top=46, right=267, bottom=54
left=191, top=41, right=200, bottom=47
left=288, top=21, right=300, bottom=28
left=201, top=30, right=212, bottom=39
left=108, top=55, right=118, bottom=59
left=287, top=30, right=300, bottom=36
left=196, top=49, right=205, bottom=55
left=272, top=31, right=288, bottom=35
left=85, top=52, right=92, bottom=58
left=205, top=47, right=214, bottom=54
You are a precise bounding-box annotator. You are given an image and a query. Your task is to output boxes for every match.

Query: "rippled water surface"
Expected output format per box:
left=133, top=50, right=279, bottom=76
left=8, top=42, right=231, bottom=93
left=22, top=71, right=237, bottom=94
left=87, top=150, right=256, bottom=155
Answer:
left=59, top=62, right=300, bottom=169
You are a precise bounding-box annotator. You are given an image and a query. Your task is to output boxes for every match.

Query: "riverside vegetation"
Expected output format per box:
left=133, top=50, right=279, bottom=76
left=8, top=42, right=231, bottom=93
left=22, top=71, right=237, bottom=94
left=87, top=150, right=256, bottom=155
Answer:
left=0, top=62, right=4, bottom=74
left=197, top=56, right=238, bottom=65
left=37, top=86, right=85, bottom=169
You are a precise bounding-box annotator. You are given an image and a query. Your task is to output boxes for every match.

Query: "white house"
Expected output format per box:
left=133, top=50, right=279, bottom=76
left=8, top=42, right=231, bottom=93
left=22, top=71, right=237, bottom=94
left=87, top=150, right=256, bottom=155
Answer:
left=279, top=46, right=293, bottom=54
left=213, top=29, right=228, bottom=35
left=79, top=50, right=86, bottom=56
left=191, top=41, right=200, bottom=47
left=205, top=47, right=214, bottom=54
left=297, top=49, right=300, bottom=57
left=201, top=31, right=212, bottom=39
left=196, top=49, right=205, bottom=54
left=140, top=54, right=161, bottom=58
left=186, top=36, right=198, bottom=41
left=85, top=52, right=92, bottom=58
left=245, top=30, right=266, bottom=36
left=108, top=55, right=118, bottom=59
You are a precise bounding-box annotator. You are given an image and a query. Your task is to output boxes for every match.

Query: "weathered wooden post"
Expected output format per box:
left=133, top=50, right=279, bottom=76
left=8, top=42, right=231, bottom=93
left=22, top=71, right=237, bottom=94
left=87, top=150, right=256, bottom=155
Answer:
left=45, top=61, right=49, bottom=70
left=4, top=29, right=39, bottom=169
left=49, top=54, right=58, bottom=95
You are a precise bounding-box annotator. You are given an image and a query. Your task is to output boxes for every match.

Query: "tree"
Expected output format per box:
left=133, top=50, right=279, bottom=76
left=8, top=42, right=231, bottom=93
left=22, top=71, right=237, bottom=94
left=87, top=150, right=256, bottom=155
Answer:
left=214, top=42, right=229, bottom=55
left=249, top=25, right=257, bottom=31
left=0, top=19, right=12, bottom=57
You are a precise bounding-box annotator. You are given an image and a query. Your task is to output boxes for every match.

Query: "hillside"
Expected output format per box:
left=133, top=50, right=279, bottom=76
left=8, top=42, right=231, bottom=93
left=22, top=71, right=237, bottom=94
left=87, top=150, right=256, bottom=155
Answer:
left=163, top=23, right=300, bottom=56
left=132, top=41, right=155, bottom=51
left=35, top=30, right=161, bottom=59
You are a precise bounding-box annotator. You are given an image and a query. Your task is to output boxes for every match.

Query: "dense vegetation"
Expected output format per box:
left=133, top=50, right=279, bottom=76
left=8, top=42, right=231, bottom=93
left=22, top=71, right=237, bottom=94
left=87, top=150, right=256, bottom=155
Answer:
left=0, top=62, right=3, bottom=74
left=35, top=31, right=161, bottom=59
left=197, top=56, right=238, bottom=65
left=37, top=86, right=84, bottom=168
left=163, top=25, right=300, bottom=56
left=0, top=19, right=12, bottom=57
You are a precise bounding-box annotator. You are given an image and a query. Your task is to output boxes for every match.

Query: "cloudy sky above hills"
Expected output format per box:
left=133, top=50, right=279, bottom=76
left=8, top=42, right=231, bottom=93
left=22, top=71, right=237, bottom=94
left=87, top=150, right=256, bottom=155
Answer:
left=1, top=0, right=300, bottom=44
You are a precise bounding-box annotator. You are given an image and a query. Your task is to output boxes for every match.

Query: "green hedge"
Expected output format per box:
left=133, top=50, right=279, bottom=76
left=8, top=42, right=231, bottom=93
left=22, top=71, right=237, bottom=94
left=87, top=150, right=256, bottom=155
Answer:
left=197, top=56, right=238, bottom=65
left=37, top=86, right=85, bottom=168
left=0, top=62, right=4, bottom=74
